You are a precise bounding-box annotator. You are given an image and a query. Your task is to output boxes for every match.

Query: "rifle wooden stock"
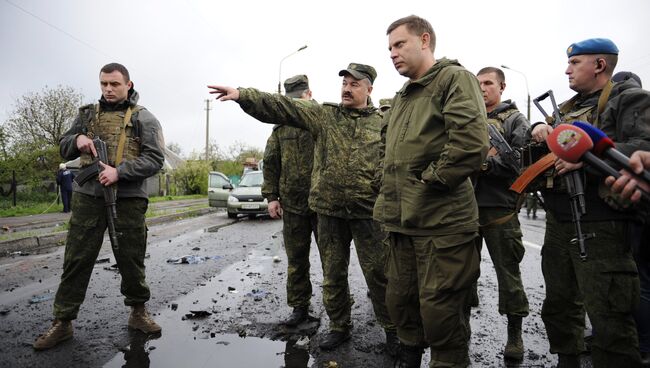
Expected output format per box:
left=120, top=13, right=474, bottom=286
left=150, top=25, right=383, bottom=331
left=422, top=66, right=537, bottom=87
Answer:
left=510, top=152, right=556, bottom=193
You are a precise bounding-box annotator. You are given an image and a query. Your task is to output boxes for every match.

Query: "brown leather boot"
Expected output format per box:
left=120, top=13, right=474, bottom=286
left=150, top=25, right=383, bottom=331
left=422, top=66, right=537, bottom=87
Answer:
left=128, top=304, right=162, bottom=334
left=33, top=319, right=73, bottom=350
left=504, top=315, right=524, bottom=360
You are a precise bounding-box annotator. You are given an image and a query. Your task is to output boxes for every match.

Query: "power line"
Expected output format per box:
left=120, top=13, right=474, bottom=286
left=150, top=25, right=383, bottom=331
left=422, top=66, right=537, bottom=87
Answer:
left=4, top=0, right=111, bottom=58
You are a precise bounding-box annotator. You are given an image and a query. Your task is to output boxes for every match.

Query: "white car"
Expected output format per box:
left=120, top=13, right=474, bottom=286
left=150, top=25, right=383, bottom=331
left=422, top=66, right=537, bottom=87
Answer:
left=226, top=171, right=268, bottom=219
left=208, top=171, right=233, bottom=208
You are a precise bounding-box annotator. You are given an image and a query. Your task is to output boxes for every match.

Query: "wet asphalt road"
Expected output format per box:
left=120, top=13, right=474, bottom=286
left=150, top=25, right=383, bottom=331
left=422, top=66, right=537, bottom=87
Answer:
left=0, top=209, right=562, bottom=368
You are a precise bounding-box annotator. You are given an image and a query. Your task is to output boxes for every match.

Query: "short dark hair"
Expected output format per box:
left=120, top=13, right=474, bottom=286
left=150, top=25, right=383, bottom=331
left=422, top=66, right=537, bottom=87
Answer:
left=599, top=54, right=618, bottom=76
left=477, top=67, right=505, bottom=84
left=386, top=15, right=436, bottom=52
left=100, top=63, right=130, bottom=82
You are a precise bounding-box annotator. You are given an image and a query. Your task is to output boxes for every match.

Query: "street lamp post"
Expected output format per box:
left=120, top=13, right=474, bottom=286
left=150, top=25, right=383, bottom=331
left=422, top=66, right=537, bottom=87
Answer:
left=501, top=65, right=531, bottom=121
left=278, top=45, right=308, bottom=94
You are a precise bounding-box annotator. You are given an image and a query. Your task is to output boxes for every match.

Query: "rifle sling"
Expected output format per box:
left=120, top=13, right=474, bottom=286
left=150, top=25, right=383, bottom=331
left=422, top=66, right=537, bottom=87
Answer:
left=510, top=152, right=556, bottom=194
left=115, top=106, right=133, bottom=166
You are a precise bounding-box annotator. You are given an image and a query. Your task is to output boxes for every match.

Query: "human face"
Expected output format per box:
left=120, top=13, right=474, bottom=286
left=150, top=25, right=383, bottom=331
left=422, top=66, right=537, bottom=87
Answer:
left=477, top=72, right=504, bottom=112
left=388, top=24, right=429, bottom=80
left=566, top=55, right=599, bottom=94
left=340, top=75, right=372, bottom=109
left=100, top=70, right=132, bottom=103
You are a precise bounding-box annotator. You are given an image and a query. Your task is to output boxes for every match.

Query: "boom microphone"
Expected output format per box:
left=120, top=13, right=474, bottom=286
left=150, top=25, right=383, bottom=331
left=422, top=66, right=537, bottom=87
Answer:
left=572, top=121, right=650, bottom=185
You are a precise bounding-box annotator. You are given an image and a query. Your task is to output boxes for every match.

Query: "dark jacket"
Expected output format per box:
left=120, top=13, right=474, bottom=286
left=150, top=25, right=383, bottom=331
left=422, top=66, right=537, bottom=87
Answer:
left=56, top=169, right=75, bottom=192
left=475, top=100, right=530, bottom=209
left=59, top=89, right=165, bottom=199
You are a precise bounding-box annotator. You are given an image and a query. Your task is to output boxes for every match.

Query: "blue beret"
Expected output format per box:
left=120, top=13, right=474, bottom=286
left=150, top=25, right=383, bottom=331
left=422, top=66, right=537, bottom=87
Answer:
left=566, top=38, right=619, bottom=57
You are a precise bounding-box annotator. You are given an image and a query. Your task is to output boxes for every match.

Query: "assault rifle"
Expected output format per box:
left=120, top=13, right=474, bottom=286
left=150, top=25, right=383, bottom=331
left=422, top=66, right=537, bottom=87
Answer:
left=487, top=124, right=521, bottom=172
left=74, top=138, right=120, bottom=251
left=533, top=90, right=594, bottom=260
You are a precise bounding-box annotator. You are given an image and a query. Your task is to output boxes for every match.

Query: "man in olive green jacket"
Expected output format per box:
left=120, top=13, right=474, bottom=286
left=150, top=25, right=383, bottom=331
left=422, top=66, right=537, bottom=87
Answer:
left=376, top=15, right=489, bottom=368
left=208, top=63, right=397, bottom=353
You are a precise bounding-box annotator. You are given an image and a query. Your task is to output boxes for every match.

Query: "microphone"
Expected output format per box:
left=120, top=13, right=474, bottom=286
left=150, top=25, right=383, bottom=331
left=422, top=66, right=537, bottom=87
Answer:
left=547, top=124, right=650, bottom=202
left=546, top=124, right=621, bottom=178
left=572, top=121, right=650, bottom=185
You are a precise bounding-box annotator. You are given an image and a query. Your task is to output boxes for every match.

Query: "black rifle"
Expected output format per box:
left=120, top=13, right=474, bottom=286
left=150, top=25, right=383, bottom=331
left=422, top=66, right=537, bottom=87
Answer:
left=74, top=138, right=120, bottom=251
left=487, top=124, right=521, bottom=172
left=533, top=90, right=594, bottom=260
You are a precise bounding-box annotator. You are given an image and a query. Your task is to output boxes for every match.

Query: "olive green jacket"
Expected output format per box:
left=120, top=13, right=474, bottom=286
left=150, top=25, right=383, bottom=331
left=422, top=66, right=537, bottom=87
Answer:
left=373, top=58, right=489, bottom=236
left=238, top=88, right=382, bottom=219
left=261, top=120, right=315, bottom=216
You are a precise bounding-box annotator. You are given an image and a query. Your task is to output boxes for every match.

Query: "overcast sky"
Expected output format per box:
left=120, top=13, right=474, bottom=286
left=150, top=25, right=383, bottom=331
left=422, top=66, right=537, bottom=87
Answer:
left=2, top=0, right=649, bottom=158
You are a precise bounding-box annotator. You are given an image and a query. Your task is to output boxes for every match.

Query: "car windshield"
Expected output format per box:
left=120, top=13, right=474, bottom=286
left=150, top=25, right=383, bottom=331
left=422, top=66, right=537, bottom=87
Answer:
left=238, top=172, right=263, bottom=187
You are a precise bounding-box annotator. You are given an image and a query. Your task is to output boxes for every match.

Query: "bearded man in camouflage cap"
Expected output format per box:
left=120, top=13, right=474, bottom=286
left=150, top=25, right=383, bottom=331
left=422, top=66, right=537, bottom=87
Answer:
left=209, top=63, right=398, bottom=354
left=262, top=74, right=318, bottom=326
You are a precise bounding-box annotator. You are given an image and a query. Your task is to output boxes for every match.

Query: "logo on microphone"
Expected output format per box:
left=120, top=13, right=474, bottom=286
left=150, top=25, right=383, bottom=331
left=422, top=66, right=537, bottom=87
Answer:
left=556, top=129, right=582, bottom=151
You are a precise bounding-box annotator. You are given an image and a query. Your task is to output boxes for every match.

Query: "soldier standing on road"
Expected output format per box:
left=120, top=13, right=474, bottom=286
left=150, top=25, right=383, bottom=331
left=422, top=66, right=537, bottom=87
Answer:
left=530, top=38, right=650, bottom=367
left=525, top=192, right=539, bottom=219
left=208, top=63, right=398, bottom=354
left=376, top=15, right=489, bottom=367
left=262, top=74, right=318, bottom=326
left=56, top=163, right=75, bottom=213
left=474, top=66, right=530, bottom=361
left=34, top=63, right=165, bottom=350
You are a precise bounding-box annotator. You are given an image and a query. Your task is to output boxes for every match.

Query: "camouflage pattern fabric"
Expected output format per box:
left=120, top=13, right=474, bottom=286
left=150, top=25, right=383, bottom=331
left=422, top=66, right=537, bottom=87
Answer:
left=282, top=210, right=317, bottom=308
left=53, top=193, right=150, bottom=320
left=317, top=214, right=394, bottom=333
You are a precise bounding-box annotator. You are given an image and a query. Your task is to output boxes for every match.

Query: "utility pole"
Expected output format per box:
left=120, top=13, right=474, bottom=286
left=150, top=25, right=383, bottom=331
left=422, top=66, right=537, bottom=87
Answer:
left=205, top=99, right=211, bottom=161
left=501, top=65, right=531, bottom=121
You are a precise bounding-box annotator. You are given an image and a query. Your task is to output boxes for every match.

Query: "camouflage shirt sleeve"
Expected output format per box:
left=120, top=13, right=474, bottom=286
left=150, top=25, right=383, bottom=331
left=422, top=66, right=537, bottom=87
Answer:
left=261, top=128, right=281, bottom=202
left=237, top=88, right=325, bottom=137
left=116, top=109, right=165, bottom=181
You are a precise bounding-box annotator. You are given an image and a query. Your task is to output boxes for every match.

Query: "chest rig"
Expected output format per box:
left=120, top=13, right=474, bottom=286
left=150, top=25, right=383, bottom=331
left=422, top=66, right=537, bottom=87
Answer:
left=486, top=108, right=517, bottom=135
left=80, top=104, right=142, bottom=167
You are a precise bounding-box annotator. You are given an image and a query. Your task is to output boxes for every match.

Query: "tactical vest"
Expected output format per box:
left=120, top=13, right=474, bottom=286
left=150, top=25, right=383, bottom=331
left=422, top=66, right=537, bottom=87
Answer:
left=79, top=104, right=142, bottom=167
left=486, top=108, right=518, bottom=135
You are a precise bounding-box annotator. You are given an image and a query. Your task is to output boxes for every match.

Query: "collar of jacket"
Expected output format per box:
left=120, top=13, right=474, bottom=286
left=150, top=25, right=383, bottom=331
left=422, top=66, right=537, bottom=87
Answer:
left=397, top=57, right=461, bottom=96
left=489, top=99, right=518, bottom=117
left=98, top=88, right=139, bottom=111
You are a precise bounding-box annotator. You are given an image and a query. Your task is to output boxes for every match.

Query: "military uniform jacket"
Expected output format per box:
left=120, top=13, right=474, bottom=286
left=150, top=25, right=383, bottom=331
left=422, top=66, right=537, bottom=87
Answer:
left=373, top=58, right=489, bottom=236
left=543, top=78, right=650, bottom=222
left=476, top=100, right=530, bottom=209
left=238, top=88, right=382, bottom=219
left=59, top=89, right=165, bottom=199
left=261, top=115, right=315, bottom=216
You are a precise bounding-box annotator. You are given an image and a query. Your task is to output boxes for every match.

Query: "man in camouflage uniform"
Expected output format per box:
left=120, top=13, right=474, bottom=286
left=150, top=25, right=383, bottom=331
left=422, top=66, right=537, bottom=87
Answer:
left=475, top=66, right=530, bottom=360
left=34, top=63, right=165, bottom=350
left=376, top=15, right=489, bottom=368
left=262, top=75, right=318, bottom=326
left=208, top=63, right=397, bottom=353
left=530, top=38, right=650, bottom=367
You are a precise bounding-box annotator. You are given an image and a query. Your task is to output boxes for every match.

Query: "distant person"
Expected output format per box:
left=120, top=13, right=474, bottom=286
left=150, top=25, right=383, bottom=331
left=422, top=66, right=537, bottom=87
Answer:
left=475, top=66, right=530, bottom=361
left=56, top=163, right=74, bottom=213
left=208, top=63, right=397, bottom=354
left=529, top=38, right=650, bottom=367
left=377, top=15, right=488, bottom=367
left=262, top=74, right=318, bottom=326
left=525, top=192, right=538, bottom=219
left=34, top=63, right=165, bottom=350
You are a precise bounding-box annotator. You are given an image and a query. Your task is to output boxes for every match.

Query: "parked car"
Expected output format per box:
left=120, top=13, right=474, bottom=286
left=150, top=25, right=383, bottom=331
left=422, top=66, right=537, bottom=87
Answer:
left=227, top=170, right=268, bottom=219
left=208, top=171, right=233, bottom=208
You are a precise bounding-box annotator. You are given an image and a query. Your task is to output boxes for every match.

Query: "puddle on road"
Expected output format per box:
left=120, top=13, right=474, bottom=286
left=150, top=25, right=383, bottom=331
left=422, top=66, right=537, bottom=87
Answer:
left=104, top=234, right=314, bottom=368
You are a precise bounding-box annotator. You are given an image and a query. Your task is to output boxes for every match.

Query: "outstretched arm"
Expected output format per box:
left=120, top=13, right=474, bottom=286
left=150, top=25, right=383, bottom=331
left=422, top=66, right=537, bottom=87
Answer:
left=208, top=85, right=240, bottom=101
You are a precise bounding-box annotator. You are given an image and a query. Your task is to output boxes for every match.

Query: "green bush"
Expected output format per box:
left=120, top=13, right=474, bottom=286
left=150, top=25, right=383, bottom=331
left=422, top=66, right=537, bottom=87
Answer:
left=172, top=160, right=211, bottom=195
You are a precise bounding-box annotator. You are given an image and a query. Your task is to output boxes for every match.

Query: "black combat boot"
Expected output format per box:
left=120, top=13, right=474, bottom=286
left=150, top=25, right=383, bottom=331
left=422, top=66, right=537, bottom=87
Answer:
left=504, top=315, right=524, bottom=360
left=319, top=329, right=351, bottom=350
left=394, top=343, right=424, bottom=368
left=557, top=353, right=580, bottom=368
left=282, top=306, right=309, bottom=326
left=385, top=330, right=399, bottom=357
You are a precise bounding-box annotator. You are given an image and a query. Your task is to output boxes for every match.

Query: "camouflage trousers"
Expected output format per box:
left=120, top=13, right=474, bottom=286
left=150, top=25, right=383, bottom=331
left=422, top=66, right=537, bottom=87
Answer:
left=541, top=212, right=641, bottom=367
left=316, top=214, right=394, bottom=333
left=476, top=207, right=529, bottom=316
left=282, top=210, right=317, bottom=308
left=53, top=193, right=151, bottom=320
left=385, top=232, right=479, bottom=367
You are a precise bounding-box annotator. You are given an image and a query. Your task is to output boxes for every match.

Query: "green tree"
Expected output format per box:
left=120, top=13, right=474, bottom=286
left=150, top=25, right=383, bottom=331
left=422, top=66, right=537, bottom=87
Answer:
left=172, top=160, right=211, bottom=194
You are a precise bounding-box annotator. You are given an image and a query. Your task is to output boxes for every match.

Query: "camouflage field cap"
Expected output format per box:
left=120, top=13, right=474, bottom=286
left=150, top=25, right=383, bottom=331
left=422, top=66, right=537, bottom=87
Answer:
left=284, top=74, right=310, bottom=98
left=566, top=38, right=618, bottom=57
left=338, top=63, right=377, bottom=84
left=379, top=98, right=392, bottom=112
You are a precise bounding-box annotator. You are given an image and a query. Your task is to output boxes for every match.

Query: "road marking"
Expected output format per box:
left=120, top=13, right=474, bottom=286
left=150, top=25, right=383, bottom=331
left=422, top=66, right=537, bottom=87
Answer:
left=523, top=240, right=542, bottom=250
